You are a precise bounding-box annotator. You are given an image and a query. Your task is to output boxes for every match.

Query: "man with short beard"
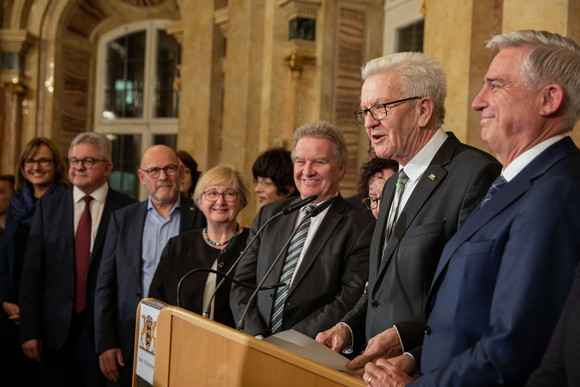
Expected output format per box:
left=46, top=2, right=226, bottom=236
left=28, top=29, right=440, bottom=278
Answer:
left=94, top=145, right=205, bottom=386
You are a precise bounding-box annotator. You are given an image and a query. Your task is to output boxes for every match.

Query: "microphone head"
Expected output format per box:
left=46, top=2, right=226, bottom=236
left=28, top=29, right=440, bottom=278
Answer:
left=310, top=196, right=337, bottom=217
left=282, top=195, right=318, bottom=215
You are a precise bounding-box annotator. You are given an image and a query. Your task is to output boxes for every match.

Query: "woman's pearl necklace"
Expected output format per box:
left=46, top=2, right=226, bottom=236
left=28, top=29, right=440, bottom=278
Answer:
left=203, top=223, right=239, bottom=246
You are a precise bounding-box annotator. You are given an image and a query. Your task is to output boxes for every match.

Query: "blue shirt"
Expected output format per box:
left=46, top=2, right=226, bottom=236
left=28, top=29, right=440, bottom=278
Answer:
left=141, top=196, right=181, bottom=297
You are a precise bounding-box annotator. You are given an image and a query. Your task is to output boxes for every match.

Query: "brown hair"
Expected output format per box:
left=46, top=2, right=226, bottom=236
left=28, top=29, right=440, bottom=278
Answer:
left=15, top=137, right=69, bottom=193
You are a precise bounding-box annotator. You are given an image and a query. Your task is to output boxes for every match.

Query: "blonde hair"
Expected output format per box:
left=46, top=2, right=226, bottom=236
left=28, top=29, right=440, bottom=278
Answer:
left=193, top=164, right=251, bottom=208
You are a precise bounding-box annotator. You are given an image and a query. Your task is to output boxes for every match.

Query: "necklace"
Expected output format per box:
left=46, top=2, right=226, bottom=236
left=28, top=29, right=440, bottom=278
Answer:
left=204, top=223, right=239, bottom=246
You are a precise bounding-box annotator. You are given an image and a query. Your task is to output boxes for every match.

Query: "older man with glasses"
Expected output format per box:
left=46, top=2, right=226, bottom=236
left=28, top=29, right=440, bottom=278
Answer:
left=315, top=52, right=501, bottom=376
left=94, top=144, right=205, bottom=386
left=19, top=132, right=136, bottom=387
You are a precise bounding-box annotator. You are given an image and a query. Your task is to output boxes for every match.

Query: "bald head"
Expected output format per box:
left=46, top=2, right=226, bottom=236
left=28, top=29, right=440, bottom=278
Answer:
left=138, top=145, right=184, bottom=208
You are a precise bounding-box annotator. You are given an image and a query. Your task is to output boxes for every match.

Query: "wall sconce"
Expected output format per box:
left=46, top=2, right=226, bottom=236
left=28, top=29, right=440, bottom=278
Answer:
left=285, top=53, right=316, bottom=73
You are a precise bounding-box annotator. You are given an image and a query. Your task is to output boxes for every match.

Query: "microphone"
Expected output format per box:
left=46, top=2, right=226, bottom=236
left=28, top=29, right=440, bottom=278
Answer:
left=282, top=195, right=317, bottom=215
left=201, top=195, right=317, bottom=318
left=236, top=196, right=337, bottom=332
left=176, top=268, right=285, bottom=308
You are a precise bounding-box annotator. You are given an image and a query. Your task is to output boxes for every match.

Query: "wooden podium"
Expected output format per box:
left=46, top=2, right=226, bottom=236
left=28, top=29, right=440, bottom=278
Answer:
left=134, top=300, right=365, bottom=386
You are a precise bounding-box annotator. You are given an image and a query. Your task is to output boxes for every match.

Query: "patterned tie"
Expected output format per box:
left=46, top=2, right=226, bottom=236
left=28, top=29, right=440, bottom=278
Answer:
left=382, top=170, right=409, bottom=255
left=478, top=175, right=507, bottom=209
left=270, top=205, right=313, bottom=334
left=75, top=195, right=93, bottom=313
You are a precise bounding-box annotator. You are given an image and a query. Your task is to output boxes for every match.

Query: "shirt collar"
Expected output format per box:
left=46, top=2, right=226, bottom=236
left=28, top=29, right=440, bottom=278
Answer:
left=146, top=194, right=182, bottom=215
left=73, top=182, right=109, bottom=203
left=502, top=135, right=564, bottom=182
left=401, top=128, right=448, bottom=183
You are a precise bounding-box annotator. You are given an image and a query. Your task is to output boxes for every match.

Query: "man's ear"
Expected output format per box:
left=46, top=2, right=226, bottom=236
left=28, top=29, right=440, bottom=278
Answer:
left=417, top=98, right=434, bottom=127
left=539, top=83, right=564, bottom=116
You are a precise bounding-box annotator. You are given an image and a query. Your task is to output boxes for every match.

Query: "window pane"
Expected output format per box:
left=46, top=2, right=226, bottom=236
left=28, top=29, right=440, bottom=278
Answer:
left=108, top=134, right=141, bottom=199
left=153, top=134, right=177, bottom=149
left=155, top=30, right=181, bottom=118
left=397, top=20, right=424, bottom=53
left=104, top=31, right=146, bottom=118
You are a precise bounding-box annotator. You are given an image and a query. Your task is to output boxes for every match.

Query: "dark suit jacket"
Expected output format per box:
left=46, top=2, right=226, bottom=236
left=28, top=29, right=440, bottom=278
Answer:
left=230, top=195, right=373, bottom=337
left=412, top=137, right=580, bottom=386
left=94, top=196, right=205, bottom=361
left=526, top=262, right=580, bottom=387
left=19, top=187, right=136, bottom=350
left=342, top=132, right=501, bottom=351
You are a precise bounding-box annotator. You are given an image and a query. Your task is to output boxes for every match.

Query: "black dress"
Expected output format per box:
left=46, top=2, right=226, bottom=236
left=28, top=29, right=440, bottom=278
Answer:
left=149, top=228, right=249, bottom=328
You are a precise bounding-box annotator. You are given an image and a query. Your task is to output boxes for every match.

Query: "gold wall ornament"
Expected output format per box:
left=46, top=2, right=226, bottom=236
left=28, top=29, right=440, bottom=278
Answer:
left=285, top=53, right=316, bottom=73
left=0, top=79, right=25, bottom=94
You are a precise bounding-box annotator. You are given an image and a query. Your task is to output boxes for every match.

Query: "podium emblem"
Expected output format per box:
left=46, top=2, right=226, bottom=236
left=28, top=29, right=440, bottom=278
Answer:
left=139, top=314, right=157, bottom=354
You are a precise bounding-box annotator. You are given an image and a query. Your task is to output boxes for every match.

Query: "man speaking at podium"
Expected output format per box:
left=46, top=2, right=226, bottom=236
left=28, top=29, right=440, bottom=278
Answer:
left=231, top=121, right=372, bottom=338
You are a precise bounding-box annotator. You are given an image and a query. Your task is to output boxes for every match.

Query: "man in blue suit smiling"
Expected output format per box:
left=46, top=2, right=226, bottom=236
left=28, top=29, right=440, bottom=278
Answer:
left=362, top=30, right=580, bottom=387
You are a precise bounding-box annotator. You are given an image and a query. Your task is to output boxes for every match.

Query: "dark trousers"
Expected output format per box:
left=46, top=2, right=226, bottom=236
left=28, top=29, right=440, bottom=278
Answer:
left=0, top=310, right=43, bottom=387
left=42, top=311, right=103, bottom=387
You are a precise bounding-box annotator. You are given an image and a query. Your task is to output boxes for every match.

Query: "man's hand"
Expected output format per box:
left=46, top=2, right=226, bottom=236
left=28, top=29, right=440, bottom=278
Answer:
left=22, top=339, right=42, bottom=363
left=346, top=327, right=403, bottom=377
left=2, top=302, right=20, bottom=325
left=99, top=348, right=125, bottom=382
left=362, top=356, right=417, bottom=387
left=315, top=323, right=352, bottom=353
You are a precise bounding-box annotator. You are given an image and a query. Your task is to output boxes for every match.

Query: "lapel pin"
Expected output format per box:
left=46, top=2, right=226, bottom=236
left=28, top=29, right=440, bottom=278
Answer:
left=189, top=206, right=195, bottom=211
left=429, top=173, right=436, bottom=180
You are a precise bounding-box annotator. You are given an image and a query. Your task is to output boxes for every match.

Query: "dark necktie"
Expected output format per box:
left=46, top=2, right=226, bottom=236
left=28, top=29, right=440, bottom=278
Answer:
left=270, top=205, right=313, bottom=334
left=382, top=170, right=409, bottom=258
left=75, top=195, right=93, bottom=313
left=479, top=175, right=507, bottom=209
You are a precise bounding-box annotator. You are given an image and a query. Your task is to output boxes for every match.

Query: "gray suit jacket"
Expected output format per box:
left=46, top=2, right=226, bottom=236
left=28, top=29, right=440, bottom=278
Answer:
left=231, top=195, right=373, bottom=338
left=342, top=132, right=501, bottom=352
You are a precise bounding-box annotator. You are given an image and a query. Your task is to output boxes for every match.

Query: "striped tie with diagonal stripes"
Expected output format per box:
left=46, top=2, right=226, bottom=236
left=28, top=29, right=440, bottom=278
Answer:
left=269, top=205, right=313, bottom=334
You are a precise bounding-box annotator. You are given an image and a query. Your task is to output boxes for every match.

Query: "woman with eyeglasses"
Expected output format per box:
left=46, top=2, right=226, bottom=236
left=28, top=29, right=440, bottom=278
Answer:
left=252, top=147, right=298, bottom=207
left=0, top=137, right=69, bottom=386
left=149, top=164, right=250, bottom=327
left=359, top=157, right=398, bottom=219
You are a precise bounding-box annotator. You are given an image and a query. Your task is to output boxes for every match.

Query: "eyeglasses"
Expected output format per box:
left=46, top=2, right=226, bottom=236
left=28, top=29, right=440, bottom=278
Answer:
left=24, top=158, right=53, bottom=167
left=203, top=190, right=239, bottom=202
left=354, top=96, right=421, bottom=124
left=362, top=196, right=381, bottom=210
left=140, top=164, right=178, bottom=178
left=68, top=158, right=108, bottom=169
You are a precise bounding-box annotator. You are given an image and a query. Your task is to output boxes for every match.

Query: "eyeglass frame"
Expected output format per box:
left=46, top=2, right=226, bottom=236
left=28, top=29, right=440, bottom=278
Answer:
left=354, top=96, right=421, bottom=125
left=362, top=195, right=381, bottom=211
left=139, top=164, right=179, bottom=178
left=24, top=158, right=54, bottom=167
left=203, top=190, right=239, bottom=202
left=68, top=157, right=109, bottom=169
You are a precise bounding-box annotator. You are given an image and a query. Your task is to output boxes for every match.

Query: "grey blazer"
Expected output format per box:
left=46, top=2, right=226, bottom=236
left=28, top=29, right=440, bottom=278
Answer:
left=342, top=132, right=501, bottom=352
left=231, top=195, right=373, bottom=338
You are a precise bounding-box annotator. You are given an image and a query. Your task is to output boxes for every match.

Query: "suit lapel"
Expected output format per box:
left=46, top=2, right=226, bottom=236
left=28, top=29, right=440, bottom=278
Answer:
left=288, top=197, right=344, bottom=297
left=370, top=133, right=459, bottom=296
left=179, top=196, right=200, bottom=232
left=133, top=202, right=148, bottom=292
left=429, top=137, right=578, bottom=294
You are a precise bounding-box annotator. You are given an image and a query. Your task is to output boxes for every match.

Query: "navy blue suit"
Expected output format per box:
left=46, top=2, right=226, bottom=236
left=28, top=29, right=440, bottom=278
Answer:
left=94, top=197, right=205, bottom=365
left=411, top=137, right=580, bottom=386
left=19, top=187, right=136, bottom=386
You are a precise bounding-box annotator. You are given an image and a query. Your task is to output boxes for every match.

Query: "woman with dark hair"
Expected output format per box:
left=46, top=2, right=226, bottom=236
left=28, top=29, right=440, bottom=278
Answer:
left=358, top=157, right=398, bottom=219
left=252, top=147, right=297, bottom=206
left=176, top=149, right=201, bottom=199
left=0, top=137, right=69, bottom=386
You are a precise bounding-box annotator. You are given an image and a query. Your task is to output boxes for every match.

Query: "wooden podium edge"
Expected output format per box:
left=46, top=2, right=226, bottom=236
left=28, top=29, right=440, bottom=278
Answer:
left=154, top=304, right=365, bottom=386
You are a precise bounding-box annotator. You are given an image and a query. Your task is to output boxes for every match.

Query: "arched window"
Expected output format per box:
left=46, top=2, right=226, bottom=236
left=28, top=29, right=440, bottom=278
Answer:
left=95, top=19, right=181, bottom=199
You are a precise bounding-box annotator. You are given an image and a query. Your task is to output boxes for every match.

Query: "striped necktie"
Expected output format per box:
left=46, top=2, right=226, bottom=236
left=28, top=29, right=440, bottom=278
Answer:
left=478, top=175, right=507, bottom=209
left=270, top=205, right=313, bottom=334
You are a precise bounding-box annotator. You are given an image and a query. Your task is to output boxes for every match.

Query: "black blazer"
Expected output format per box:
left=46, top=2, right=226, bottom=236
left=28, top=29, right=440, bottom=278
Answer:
left=342, top=132, right=501, bottom=351
left=230, top=195, right=373, bottom=338
left=19, top=187, right=136, bottom=350
left=94, top=196, right=206, bottom=361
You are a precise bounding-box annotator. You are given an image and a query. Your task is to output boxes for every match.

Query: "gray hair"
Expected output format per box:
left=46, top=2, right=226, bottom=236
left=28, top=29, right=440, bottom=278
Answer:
left=193, top=164, right=251, bottom=208
left=361, top=52, right=447, bottom=128
left=488, top=30, right=580, bottom=131
left=291, top=121, right=348, bottom=169
left=69, top=132, right=112, bottom=160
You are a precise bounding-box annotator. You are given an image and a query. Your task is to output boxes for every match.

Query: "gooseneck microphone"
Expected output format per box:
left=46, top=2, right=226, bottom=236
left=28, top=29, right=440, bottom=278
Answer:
left=200, top=195, right=317, bottom=318
left=236, top=196, right=337, bottom=332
